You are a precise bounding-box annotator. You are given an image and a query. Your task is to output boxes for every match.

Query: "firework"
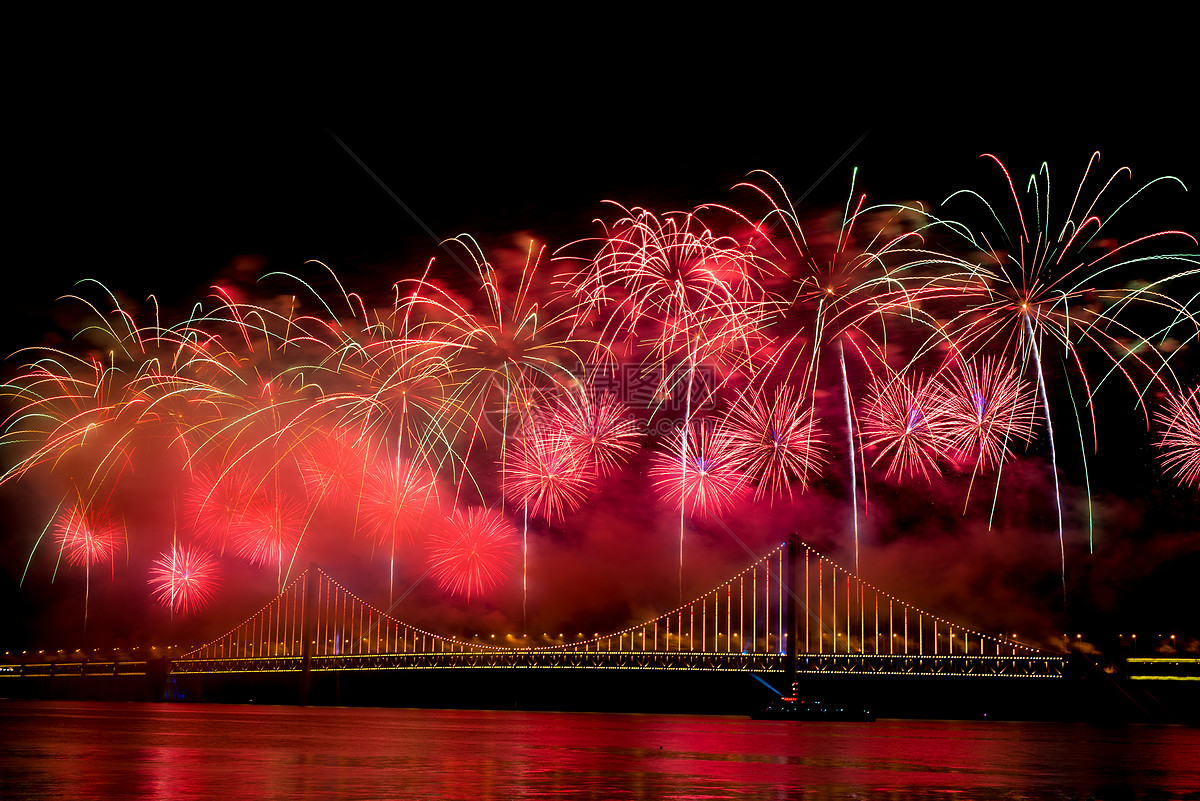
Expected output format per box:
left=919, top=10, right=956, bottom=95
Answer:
left=860, top=372, right=948, bottom=482
left=298, top=429, right=369, bottom=507
left=148, top=544, right=221, bottom=615
left=427, top=507, right=520, bottom=600
left=733, top=173, right=955, bottom=569
left=649, top=420, right=748, bottom=518
left=398, top=237, right=591, bottom=457
left=725, top=383, right=826, bottom=500
left=1156, top=385, right=1200, bottom=489
left=359, top=457, right=441, bottom=545
left=1, top=153, right=1194, bottom=634
left=185, top=468, right=256, bottom=553
left=547, top=385, right=640, bottom=478
left=0, top=294, right=241, bottom=493
left=502, top=422, right=593, bottom=523
left=232, top=491, right=305, bottom=573
left=921, top=153, right=1199, bottom=572
left=911, top=154, right=1199, bottom=440
left=54, top=504, right=123, bottom=568
left=935, top=356, right=1039, bottom=474
left=562, top=205, right=777, bottom=385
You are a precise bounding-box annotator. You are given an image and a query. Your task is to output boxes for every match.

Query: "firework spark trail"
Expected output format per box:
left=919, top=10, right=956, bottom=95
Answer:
left=725, top=383, right=826, bottom=500
left=427, top=506, right=520, bottom=601
left=0, top=155, right=1194, bottom=637
left=840, top=342, right=860, bottom=573
left=560, top=204, right=780, bottom=598
left=860, top=370, right=951, bottom=482
left=148, top=544, right=221, bottom=615
left=1157, top=384, right=1200, bottom=488
left=649, top=420, right=748, bottom=520
left=1024, top=313, right=1067, bottom=606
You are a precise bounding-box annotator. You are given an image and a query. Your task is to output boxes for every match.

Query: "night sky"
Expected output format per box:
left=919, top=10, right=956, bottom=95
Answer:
left=5, top=73, right=1197, bottom=655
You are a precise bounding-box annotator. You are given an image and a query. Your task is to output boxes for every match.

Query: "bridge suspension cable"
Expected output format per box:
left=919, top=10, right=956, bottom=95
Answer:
left=178, top=539, right=1049, bottom=665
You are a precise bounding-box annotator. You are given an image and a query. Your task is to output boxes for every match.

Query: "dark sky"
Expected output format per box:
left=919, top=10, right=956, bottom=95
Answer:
left=14, top=86, right=1197, bottom=339
left=5, top=72, right=1198, bottom=652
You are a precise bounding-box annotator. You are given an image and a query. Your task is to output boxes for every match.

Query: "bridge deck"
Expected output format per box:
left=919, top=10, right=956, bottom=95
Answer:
left=163, top=652, right=1065, bottom=678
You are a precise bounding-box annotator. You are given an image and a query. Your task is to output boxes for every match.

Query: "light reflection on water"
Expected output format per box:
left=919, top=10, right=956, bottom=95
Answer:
left=2, top=700, right=1199, bottom=799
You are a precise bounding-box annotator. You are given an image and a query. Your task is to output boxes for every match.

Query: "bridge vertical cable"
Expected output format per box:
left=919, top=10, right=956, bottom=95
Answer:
left=175, top=540, right=1051, bottom=674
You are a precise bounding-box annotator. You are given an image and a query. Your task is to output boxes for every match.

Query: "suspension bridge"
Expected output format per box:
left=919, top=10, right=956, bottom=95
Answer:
left=2, top=536, right=1068, bottom=708
left=171, top=535, right=1064, bottom=684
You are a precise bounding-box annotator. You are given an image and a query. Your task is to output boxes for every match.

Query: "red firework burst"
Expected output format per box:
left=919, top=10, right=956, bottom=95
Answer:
left=298, top=429, right=369, bottom=507
left=358, top=458, right=440, bottom=546
left=548, top=386, right=640, bottom=478
left=503, top=422, right=593, bottom=522
left=935, top=357, right=1039, bottom=473
left=562, top=205, right=778, bottom=388
left=232, top=492, right=305, bottom=569
left=54, top=504, right=123, bottom=567
left=427, top=507, right=519, bottom=600
left=649, top=421, right=748, bottom=518
left=185, top=468, right=256, bottom=553
left=148, top=544, right=221, bottom=614
left=1156, top=385, right=1200, bottom=489
left=726, top=384, right=826, bottom=500
left=861, top=372, right=948, bottom=481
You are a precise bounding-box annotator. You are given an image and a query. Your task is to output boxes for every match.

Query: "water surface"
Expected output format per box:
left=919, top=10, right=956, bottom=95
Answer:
left=3, top=701, right=1198, bottom=799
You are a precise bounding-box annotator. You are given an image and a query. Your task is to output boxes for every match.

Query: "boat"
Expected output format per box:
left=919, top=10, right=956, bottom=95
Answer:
left=751, top=687, right=875, bottom=722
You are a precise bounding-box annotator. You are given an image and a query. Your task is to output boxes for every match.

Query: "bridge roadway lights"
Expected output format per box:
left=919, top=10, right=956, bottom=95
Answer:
left=794, top=654, right=1067, bottom=678
left=167, top=652, right=1066, bottom=677
left=170, top=653, right=791, bottom=673
left=2, top=659, right=151, bottom=679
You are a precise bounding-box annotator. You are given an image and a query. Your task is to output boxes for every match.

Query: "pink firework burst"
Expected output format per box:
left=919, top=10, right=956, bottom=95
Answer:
left=298, top=429, right=369, bottom=508
left=548, top=386, right=641, bottom=478
left=503, top=422, right=593, bottom=522
left=427, top=507, right=519, bottom=600
left=726, top=384, right=826, bottom=500
left=148, top=545, right=221, bottom=614
left=861, top=372, right=949, bottom=481
left=359, top=458, right=440, bottom=546
left=54, top=504, right=123, bottom=567
left=562, top=205, right=778, bottom=388
left=649, top=421, right=748, bottom=518
left=935, top=357, right=1039, bottom=473
left=1156, top=385, right=1200, bottom=489
left=232, top=491, right=305, bottom=569
left=184, top=467, right=256, bottom=553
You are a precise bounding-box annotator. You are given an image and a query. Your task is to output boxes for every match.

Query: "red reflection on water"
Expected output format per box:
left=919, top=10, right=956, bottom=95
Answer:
left=2, top=702, right=1199, bottom=800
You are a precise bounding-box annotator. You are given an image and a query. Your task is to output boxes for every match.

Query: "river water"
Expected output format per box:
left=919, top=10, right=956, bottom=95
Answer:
left=2, top=700, right=1198, bottom=799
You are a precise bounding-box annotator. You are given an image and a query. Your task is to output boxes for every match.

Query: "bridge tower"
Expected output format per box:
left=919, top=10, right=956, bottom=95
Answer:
left=299, top=562, right=317, bottom=705
left=786, top=532, right=799, bottom=681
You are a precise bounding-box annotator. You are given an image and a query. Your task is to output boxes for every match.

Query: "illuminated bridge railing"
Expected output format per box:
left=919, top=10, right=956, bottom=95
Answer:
left=790, top=544, right=1044, bottom=659
left=174, top=548, right=800, bottom=670
left=172, top=539, right=1062, bottom=677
